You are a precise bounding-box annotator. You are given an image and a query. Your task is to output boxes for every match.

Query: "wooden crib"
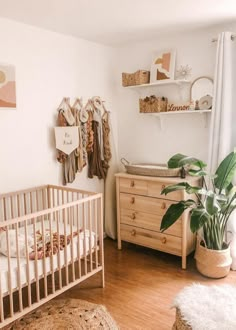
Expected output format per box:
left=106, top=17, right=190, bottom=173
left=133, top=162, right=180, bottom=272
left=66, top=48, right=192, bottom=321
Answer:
left=0, top=184, right=104, bottom=328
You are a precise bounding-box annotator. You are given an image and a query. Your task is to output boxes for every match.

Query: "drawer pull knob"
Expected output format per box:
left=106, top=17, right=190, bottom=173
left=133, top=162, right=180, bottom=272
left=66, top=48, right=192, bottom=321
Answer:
left=162, top=237, right=167, bottom=244
left=161, top=184, right=166, bottom=190
left=131, top=229, right=136, bottom=236
left=161, top=202, right=166, bottom=209
left=131, top=213, right=136, bottom=220
left=130, top=180, right=135, bottom=187
left=130, top=197, right=135, bottom=204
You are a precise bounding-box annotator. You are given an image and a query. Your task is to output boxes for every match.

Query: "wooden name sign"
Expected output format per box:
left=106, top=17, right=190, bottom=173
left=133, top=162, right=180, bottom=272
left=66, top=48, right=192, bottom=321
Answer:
left=167, top=103, right=190, bottom=112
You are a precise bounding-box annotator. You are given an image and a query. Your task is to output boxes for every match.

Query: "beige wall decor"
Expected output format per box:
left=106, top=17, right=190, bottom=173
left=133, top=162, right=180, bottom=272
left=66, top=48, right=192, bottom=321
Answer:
left=0, top=64, right=16, bottom=108
left=54, top=126, right=79, bottom=155
left=150, top=50, right=176, bottom=82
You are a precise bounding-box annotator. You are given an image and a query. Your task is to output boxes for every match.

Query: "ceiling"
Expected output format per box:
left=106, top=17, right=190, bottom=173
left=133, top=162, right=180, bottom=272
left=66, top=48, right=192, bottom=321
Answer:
left=0, top=0, right=236, bottom=46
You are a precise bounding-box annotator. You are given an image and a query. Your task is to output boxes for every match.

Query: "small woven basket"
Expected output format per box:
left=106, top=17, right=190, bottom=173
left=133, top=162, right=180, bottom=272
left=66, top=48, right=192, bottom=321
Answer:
left=122, top=70, right=150, bottom=87
left=121, top=158, right=180, bottom=177
left=139, top=96, right=168, bottom=113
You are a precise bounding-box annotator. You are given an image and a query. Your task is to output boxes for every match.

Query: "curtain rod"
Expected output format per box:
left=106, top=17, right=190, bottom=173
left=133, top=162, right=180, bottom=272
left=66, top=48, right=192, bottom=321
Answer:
left=212, top=34, right=236, bottom=42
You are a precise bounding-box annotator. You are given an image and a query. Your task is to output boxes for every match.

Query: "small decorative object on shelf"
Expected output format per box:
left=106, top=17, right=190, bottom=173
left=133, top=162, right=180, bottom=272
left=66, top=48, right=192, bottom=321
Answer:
left=195, top=100, right=200, bottom=110
left=167, top=102, right=190, bottom=112
left=122, top=70, right=150, bottom=87
left=139, top=95, right=168, bottom=113
left=176, top=65, right=192, bottom=80
left=198, top=95, right=213, bottom=110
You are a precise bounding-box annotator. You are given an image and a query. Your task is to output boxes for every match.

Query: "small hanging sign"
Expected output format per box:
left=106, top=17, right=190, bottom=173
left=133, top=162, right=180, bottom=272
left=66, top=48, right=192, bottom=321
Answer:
left=54, top=127, right=79, bottom=155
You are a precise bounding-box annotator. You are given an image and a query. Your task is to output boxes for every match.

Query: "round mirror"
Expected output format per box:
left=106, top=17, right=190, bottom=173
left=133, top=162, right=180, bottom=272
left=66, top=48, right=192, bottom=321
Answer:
left=190, top=76, right=213, bottom=110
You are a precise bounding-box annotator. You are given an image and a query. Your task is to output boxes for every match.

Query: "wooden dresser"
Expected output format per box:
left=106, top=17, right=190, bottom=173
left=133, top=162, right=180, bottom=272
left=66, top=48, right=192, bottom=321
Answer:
left=115, top=173, right=201, bottom=269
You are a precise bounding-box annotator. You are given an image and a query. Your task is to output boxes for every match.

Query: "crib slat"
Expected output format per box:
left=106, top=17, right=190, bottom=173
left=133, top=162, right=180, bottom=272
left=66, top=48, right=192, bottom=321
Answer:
left=0, top=269, right=4, bottom=322
left=41, top=215, right=48, bottom=298
left=3, top=197, right=7, bottom=221
left=24, top=221, right=32, bottom=307
left=6, top=227, right=14, bottom=317
left=94, top=199, right=98, bottom=269
left=89, top=201, right=93, bottom=272
left=10, top=196, right=14, bottom=227
left=82, top=195, right=87, bottom=275
left=56, top=212, right=62, bottom=290
left=49, top=214, right=55, bottom=294
left=76, top=199, right=81, bottom=279
left=0, top=224, right=4, bottom=322
left=33, top=218, right=40, bottom=302
left=15, top=221, right=23, bottom=312
left=70, top=206, right=75, bottom=282
left=98, top=196, right=105, bottom=287
left=63, top=193, right=69, bottom=285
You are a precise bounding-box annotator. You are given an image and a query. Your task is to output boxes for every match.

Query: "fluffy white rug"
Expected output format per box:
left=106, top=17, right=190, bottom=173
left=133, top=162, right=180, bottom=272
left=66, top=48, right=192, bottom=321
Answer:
left=173, top=283, right=236, bottom=330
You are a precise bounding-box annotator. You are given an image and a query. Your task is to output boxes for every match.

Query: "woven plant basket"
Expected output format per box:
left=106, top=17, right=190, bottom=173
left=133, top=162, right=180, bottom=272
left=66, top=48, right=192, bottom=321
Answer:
left=194, top=236, right=232, bottom=278
left=121, top=158, right=180, bottom=177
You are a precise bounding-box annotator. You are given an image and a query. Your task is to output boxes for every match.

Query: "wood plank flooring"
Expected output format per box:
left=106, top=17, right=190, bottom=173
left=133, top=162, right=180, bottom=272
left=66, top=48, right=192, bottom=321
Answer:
left=59, top=238, right=236, bottom=329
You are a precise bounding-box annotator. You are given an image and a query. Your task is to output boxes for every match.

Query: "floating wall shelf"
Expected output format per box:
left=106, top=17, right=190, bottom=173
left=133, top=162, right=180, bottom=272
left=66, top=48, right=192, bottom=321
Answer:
left=140, top=109, right=212, bottom=129
left=124, top=79, right=191, bottom=98
left=124, top=79, right=191, bottom=90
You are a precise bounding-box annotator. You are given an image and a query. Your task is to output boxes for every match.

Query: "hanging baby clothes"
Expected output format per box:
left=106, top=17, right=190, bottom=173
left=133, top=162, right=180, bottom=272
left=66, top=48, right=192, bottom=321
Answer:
left=56, top=98, right=77, bottom=185
left=102, top=111, right=112, bottom=177
left=79, top=100, right=90, bottom=167
left=72, top=99, right=84, bottom=173
left=86, top=109, right=94, bottom=154
left=88, top=119, right=105, bottom=179
left=87, top=97, right=111, bottom=179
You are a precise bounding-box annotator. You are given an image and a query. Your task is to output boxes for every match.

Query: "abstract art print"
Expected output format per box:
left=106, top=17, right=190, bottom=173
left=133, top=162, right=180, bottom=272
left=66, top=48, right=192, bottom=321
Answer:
left=0, top=64, right=16, bottom=108
left=150, top=50, right=176, bottom=82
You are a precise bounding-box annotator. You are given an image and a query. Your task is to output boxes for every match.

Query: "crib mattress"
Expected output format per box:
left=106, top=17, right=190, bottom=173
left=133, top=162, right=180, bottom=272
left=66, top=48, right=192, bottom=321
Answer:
left=0, top=221, right=96, bottom=295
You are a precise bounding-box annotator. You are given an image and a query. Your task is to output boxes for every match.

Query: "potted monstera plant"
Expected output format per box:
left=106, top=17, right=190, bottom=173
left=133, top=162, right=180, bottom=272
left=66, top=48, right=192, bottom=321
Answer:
left=160, top=151, right=236, bottom=278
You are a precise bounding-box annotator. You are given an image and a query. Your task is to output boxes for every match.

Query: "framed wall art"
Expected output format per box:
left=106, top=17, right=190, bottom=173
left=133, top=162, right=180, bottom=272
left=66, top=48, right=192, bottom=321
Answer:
left=150, top=50, right=176, bottom=83
left=0, top=64, right=16, bottom=109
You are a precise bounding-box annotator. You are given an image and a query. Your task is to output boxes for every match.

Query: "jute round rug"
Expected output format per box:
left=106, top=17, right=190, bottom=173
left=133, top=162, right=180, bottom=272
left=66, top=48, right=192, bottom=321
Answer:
left=6, top=299, right=119, bottom=330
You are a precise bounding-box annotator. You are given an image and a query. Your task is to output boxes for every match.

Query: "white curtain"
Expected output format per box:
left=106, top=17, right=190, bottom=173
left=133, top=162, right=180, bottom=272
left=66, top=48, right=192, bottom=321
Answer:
left=208, top=31, right=236, bottom=173
left=208, top=32, right=236, bottom=269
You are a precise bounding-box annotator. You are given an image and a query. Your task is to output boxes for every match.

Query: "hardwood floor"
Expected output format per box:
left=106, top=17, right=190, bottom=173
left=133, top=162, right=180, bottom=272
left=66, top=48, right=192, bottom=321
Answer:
left=60, top=238, right=236, bottom=330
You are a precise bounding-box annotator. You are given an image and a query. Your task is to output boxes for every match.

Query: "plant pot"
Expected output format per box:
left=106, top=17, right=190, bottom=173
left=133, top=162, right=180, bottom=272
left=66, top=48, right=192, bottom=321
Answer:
left=194, top=237, right=232, bottom=278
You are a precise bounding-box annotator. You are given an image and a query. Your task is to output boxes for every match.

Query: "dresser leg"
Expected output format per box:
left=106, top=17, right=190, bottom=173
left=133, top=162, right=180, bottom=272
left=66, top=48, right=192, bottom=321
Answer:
left=118, top=239, right=122, bottom=250
left=182, top=257, right=187, bottom=270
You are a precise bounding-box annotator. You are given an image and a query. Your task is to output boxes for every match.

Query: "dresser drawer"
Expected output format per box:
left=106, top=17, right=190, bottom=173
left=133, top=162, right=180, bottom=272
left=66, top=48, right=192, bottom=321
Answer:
left=148, top=181, right=182, bottom=201
left=119, top=178, right=148, bottom=195
left=120, top=224, right=182, bottom=256
left=120, top=208, right=182, bottom=237
left=120, top=193, right=172, bottom=216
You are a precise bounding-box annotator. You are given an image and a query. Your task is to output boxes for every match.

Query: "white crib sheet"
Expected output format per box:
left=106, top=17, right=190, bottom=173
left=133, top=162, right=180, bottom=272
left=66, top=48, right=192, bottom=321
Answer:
left=0, top=221, right=96, bottom=295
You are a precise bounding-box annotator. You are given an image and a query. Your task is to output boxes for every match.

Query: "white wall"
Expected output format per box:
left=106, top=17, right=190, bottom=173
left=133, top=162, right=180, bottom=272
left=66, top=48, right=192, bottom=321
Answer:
left=0, top=18, right=115, bottom=194
left=114, top=23, right=236, bottom=168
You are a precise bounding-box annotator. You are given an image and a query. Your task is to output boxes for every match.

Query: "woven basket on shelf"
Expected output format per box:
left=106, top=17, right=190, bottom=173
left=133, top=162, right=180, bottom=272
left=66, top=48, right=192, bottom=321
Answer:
left=139, top=96, right=168, bottom=113
left=194, top=236, right=232, bottom=278
left=121, top=158, right=180, bottom=177
left=122, top=70, right=150, bottom=87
